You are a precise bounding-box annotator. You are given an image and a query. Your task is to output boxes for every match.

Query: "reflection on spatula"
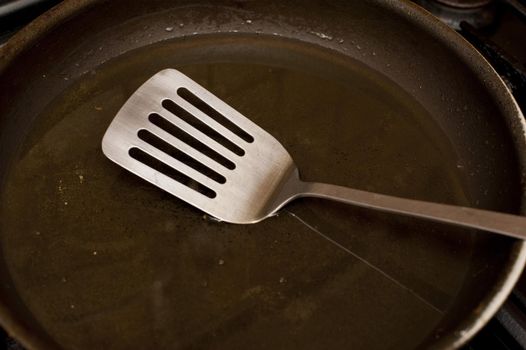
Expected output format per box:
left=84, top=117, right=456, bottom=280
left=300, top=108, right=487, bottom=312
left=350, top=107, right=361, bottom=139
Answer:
left=102, top=69, right=526, bottom=239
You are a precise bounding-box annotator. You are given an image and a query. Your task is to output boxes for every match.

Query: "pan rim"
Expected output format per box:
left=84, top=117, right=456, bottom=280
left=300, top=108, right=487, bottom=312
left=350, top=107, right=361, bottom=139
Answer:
left=0, top=0, right=525, bottom=349
left=383, top=1, right=526, bottom=348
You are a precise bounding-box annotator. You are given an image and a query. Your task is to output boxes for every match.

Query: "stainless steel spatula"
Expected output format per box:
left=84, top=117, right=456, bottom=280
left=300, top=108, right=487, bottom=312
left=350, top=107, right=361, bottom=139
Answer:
left=102, top=69, right=526, bottom=239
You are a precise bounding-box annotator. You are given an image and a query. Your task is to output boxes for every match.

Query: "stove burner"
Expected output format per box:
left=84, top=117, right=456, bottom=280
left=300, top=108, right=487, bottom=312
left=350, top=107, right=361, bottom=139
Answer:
left=415, top=0, right=496, bottom=29
left=435, top=0, right=493, bottom=8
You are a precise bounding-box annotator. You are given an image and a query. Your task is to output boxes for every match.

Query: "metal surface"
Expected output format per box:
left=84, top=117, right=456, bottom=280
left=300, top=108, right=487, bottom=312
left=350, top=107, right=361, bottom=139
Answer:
left=1, top=0, right=526, bottom=349
left=459, top=22, right=526, bottom=109
left=416, top=0, right=496, bottom=28
left=104, top=69, right=526, bottom=237
left=501, top=0, right=526, bottom=20
left=0, top=0, right=61, bottom=45
left=434, top=0, right=492, bottom=8
left=0, top=0, right=53, bottom=17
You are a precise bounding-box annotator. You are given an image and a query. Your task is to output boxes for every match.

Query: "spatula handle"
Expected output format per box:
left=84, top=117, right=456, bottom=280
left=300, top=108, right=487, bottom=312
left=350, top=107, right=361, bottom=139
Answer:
left=300, top=182, right=526, bottom=239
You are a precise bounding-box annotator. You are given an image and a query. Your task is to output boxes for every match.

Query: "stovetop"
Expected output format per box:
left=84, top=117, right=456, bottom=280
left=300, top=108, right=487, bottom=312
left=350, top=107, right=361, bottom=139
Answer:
left=0, top=0, right=525, bottom=349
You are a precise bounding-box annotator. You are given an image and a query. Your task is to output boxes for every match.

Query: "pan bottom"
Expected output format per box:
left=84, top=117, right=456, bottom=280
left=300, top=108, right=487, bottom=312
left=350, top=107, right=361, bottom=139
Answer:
left=0, top=34, right=473, bottom=349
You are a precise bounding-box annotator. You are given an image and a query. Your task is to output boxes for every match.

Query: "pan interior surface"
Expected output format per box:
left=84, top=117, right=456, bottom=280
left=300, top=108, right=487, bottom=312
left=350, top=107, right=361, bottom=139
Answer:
left=1, top=33, right=480, bottom=349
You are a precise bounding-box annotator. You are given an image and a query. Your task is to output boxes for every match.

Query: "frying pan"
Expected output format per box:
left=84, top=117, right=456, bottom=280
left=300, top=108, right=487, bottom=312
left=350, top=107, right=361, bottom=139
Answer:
left=0, top=0, right=525, bottom=349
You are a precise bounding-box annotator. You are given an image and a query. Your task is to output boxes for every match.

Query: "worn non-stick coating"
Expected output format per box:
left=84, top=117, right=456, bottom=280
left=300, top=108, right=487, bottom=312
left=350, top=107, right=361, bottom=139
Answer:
left=0, top=0, right=525, bottom=349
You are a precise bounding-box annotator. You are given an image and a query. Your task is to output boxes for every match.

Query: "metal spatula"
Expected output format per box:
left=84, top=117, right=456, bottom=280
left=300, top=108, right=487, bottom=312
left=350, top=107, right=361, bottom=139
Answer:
left=102, top=69, right=526, bottom=239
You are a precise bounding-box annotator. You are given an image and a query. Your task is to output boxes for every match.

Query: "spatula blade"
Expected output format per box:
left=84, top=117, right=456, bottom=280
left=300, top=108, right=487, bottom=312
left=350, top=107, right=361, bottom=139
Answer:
left=102, top=69, right=294, bottom=223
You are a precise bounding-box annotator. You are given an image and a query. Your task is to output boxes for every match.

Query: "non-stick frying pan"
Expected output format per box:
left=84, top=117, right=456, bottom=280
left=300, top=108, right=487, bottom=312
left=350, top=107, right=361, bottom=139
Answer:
left=0, top=0, right=525, bottom=349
